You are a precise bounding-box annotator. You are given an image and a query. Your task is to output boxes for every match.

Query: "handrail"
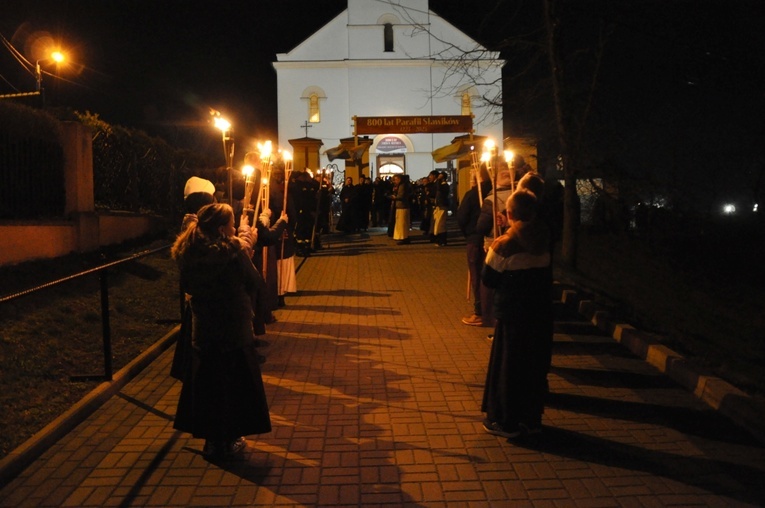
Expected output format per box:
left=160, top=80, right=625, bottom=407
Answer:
left=0, top=245, right=170, bottom=304
left=0, top=244, right=174, bottom=381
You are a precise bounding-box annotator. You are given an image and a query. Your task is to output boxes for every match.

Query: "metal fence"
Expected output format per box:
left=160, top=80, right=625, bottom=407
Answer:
left=0, top=244, right=178, bottom=381
left=0, top=131, right=65, bottom=219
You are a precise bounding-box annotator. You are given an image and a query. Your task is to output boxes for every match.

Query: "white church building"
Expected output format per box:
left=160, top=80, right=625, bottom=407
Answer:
left=272, top=0, right=505, bottom=183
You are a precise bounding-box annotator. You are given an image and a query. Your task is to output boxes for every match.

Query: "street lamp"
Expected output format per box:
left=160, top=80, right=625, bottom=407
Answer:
left=35, top=51, right=65, bottom=106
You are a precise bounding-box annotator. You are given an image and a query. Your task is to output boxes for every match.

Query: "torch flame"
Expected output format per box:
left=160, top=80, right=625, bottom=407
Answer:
left=258, top=140, right=272, bottom=159
left=213, top=116, right=231, bottom=132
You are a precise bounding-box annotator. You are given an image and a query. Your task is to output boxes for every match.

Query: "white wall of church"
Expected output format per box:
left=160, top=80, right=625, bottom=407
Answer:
left=276, top=65, right=350, bottom=142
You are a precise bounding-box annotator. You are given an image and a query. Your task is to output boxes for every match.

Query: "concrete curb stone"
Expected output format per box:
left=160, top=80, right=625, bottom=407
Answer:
left=558, top=285, right=765, bottom=445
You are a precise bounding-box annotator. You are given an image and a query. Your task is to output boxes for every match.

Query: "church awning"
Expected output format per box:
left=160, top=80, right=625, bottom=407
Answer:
left=324, top=145, right=350, bottom=161
left=432, top=139, right=470, bottom=163
left=324, top=138, right=373, bottom=161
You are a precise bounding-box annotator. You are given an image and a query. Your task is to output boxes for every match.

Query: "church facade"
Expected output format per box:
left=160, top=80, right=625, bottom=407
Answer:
left=272, top=0, right=504, bottom=182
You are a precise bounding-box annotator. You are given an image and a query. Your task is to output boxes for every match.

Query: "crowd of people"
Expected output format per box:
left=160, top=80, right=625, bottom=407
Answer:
left=334, top=170, right=458, bottom=247
left=168, top=153, right=562, bottom=459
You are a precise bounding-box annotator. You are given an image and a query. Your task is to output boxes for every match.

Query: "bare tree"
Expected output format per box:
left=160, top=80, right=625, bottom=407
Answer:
left=542, top=0, right=611, bottom=267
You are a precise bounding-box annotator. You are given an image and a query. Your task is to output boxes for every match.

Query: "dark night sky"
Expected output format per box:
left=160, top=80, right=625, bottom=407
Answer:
left=1, top=0, right=350, bottom=145
left=2, top=0, right=764, bottom=210
left=1, top=1, right=488, bottom=151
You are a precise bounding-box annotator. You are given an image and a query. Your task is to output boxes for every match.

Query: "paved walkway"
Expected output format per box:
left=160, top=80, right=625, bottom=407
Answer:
left=1, top=228, right=764, bottom=507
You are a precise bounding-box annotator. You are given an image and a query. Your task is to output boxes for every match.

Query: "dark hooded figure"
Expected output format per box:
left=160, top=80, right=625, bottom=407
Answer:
left=481, top=189, right=553, bottom=440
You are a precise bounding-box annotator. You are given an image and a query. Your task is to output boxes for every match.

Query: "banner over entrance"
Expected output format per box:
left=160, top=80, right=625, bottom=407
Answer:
left=354, top=115, right=473, bottom=135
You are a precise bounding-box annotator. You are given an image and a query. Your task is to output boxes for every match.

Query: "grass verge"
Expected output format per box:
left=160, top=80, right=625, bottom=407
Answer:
left=0, top=237, right=180, bottom=459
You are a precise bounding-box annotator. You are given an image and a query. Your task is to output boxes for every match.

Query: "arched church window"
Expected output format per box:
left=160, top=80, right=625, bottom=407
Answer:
left=309, top=93, right=320, bottom=123
left=384, top=23, right=394, bottom=52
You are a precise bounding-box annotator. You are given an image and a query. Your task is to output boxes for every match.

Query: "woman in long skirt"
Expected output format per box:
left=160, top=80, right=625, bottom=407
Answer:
left=171, top=203, right=271, bottom=458
left=391, top=174, right=412, bottom=244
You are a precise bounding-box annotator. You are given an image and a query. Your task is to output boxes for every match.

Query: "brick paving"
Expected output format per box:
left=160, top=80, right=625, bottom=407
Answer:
left=1, top=227, right=765, bottom=507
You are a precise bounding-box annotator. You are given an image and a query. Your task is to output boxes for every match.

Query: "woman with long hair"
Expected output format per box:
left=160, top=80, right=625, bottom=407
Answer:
left=171, top=203, right=271, bottom=458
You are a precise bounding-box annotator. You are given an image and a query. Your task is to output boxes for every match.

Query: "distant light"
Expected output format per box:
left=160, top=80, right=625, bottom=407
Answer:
left=723, top=204, right=736, bottom=214
left=754, top=203, right=759, bottom=212
left=51, top=51, right=65, bottom=63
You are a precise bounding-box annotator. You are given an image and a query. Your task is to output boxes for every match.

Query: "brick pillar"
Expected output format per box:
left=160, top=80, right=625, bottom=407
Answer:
left=60, top=121, right=99, bottom=252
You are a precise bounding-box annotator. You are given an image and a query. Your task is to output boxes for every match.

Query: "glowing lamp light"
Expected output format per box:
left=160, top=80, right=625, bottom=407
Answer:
left=480, top=152, right=491, bottom=163
left=722, top=204, right=736, bottom=215
left=754, top=203, right=759, bottom=212
left=283, top=151, right=292, bottom=162
left=504, top=150, right=513, bottom=163
left=35, top=50, right=67, bottom=95
left=242, top=165, right=254, bottom=179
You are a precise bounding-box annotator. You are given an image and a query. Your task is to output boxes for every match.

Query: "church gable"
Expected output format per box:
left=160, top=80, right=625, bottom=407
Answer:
left=277, top=10, right=349, bottom=62
left=277, top=0, right=494, bottom=63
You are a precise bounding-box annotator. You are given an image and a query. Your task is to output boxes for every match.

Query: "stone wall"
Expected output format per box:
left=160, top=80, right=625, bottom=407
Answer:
left=0, top=122, right=166, bottom=267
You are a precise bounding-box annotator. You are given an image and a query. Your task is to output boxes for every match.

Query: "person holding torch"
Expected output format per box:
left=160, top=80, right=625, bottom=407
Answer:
left=250, top=142, right=289, bottom=321
left=171, top=203, right=271, bottom=458
left=474, top=148, right=516, bottom=329
left=277, top=152, right=298, bottom=305
left=457, top=162, right=492, bottom=327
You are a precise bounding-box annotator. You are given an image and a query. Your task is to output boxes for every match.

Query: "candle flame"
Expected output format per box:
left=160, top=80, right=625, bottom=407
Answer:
left=242, top=165, right=254, bottom=178
left=283, top=151, right=292, bottom=161
left=504, top=150, right=513, bottom=163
